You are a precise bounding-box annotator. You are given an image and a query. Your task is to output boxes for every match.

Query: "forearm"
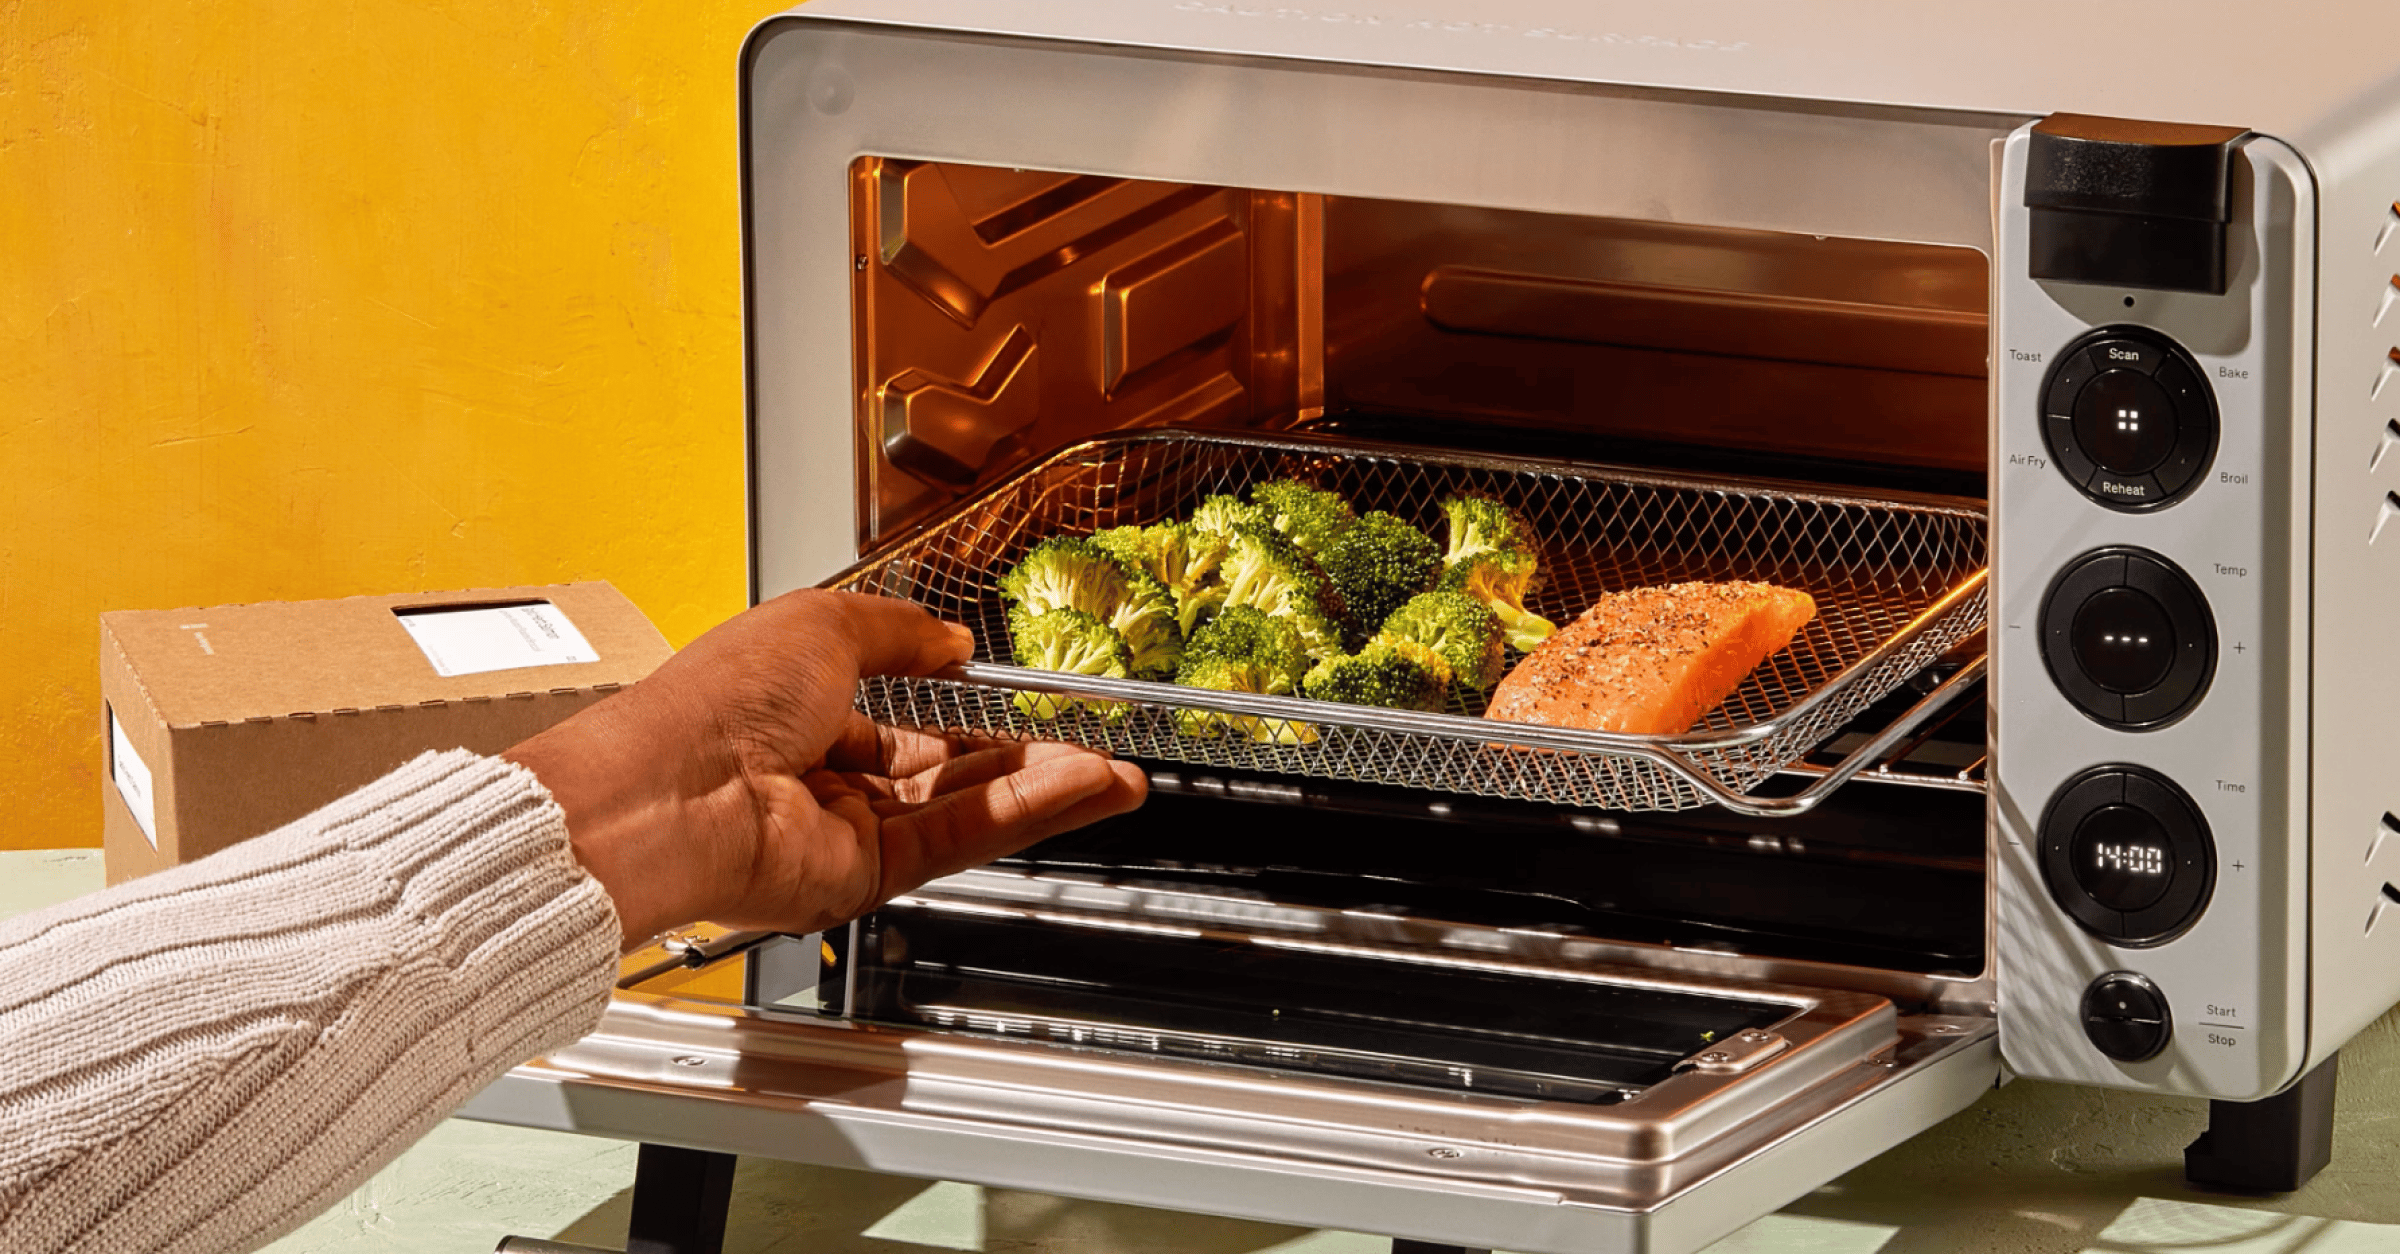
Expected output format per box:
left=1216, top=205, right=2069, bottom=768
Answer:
left=0, top=750, right=620, bottom=1254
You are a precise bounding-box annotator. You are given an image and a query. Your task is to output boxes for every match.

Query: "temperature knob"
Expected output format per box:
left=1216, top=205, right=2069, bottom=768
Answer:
left=2040, top=547, right=2217, bottom=729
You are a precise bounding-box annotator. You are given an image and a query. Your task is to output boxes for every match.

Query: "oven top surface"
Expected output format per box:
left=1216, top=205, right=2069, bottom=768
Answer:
left=776, top=0, right=2400, bottom=143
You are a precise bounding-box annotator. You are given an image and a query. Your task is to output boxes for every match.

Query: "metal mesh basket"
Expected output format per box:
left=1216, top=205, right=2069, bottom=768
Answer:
left=830, top=431, right=1987, bottom=812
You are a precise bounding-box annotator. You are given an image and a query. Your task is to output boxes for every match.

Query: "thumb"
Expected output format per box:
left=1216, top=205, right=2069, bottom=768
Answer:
left=764, top=589, right=976, bottom=679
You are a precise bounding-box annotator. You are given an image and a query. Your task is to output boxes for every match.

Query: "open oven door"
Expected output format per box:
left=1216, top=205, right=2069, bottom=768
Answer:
left=462, top=910, right=1997, bottom=1254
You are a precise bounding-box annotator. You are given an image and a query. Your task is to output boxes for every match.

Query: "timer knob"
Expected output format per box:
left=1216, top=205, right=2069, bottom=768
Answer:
left=2038, top=765, right=2216, bottom=947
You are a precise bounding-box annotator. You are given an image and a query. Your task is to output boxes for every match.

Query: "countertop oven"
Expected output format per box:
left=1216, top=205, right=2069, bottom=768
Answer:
left=465, top=5, right=2400, bottom=1251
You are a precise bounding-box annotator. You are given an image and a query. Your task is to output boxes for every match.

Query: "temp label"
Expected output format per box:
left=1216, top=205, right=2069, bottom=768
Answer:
left=109, top=705, right=158, bottom=849
left=395, top=601, right=598, bottom=678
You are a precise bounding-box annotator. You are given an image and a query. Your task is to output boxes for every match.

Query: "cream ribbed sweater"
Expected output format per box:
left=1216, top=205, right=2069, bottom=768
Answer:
left=0, top=750, right=622, bottom=1254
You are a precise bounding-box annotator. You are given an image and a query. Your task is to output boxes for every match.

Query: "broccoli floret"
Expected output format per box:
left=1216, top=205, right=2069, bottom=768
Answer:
left=1317, top=510, right=1440, bottom=638
left=1006, top=607, right=1131, bottom=720
left=1174, top=582, right=1230, bottom=637
left=998, top=536, right=1130, bottom=619
left=1217, top=525, right=1349, bottom=661
left=1179, top=603, right=1308, bottom=693
left=1378, top=589, right=1506, bottom=694
left=1248, top=479, right=1357, bottom=557
left=1172, top=654, right=1319, bottom=745
left=1092, top=520, right=1228, bottom=636
left=1171, top=605, right=1314, bottom=744
left=1190, top=493, right=1269, bottom=540
left=1303, top=639, right=1453, bottom=713
left=1107, top=569, right=1184, bottom=679
left=1437, top=494, right=1537, bottom=569
left=1439, top=551, right=1556, bottom=652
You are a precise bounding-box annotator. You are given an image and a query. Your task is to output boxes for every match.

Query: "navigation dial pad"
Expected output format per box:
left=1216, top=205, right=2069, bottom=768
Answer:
left=2040, top=547, right=2216, bottom=729
left=2040, top=327, right=2219, bottom=509
left=2040, top=765, right=2216, bottom=947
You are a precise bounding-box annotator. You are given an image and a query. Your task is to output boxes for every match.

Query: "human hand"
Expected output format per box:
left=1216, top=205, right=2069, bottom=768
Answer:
left=504, top=589, right=1148, bottom=948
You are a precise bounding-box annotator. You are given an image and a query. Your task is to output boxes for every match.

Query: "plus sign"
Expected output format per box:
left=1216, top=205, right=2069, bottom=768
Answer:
left=2233, top=641, right=2247, bottom=655
left=2234, top=861, right=2247, bottom=872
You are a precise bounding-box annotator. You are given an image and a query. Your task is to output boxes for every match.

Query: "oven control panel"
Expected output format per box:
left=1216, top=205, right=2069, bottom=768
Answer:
left=1993, top=118, right=2314, bottom=1101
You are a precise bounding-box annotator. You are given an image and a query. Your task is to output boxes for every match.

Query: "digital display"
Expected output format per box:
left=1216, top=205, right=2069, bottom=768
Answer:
left=2090, top=841, right=2166, bottom=878
left=2072, top=806, right=2176, bottom=912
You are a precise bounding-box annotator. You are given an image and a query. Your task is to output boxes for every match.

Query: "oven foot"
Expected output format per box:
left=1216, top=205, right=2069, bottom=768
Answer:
left=1392, top=1242, right=1492, bottom=1254
left=2184, top=1052, right=2338, bottom=1193
left=625, top=1142, right=739, bottom=1254
left=490, top=1143, right=735, bottom=1254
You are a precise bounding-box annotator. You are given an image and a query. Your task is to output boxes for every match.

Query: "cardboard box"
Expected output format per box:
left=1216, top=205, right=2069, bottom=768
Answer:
left=100, top=583, right=675, bottom=885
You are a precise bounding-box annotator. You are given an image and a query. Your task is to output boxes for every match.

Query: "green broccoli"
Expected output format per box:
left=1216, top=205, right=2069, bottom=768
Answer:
left=1439, top=550, right=1556, bottom=652
left=1248, top=479, right=1356, bottom=558
left=998, top=536, right=1130, bottom=619
left=1217, top=525, right=1349, bottom=661
left=1092, top=520, right=1227, bottom=636
left=1437, top=494, right=1537, bottom=569
left=1190, top=493, right=1269, bottom=540
left=1006, top=607, right=1130, bottom=720
left=1172, top=656, right=1318, bottom=745
left=1179, top=603, right=1308, bottom=693
left=1107, top=569, right=1184, bottom=679
left=1174, top=582, right=1230, bottom=637
left=1317, top=510, right=1440, bottom=638
left=1171, top=605, right=1314, bottom=744
left=1377, top=589, right=1506, bottom=694
left=1303, top=639, right=1453, bottom=713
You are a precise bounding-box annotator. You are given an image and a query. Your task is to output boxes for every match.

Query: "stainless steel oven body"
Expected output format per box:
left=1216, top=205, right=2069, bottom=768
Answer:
left=462, top=4, right=2400, bottom=1250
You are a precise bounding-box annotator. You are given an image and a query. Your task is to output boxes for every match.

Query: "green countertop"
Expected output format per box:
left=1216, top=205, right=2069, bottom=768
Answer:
left=10, top=849, right=2398, bottom=1254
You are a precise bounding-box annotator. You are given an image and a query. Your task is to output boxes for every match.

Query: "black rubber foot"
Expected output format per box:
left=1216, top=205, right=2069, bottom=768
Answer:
left=2185, top=1052, right=2338, bottom=1193
left=626, top=1143, right=738, bottom=1254
left=1393, top=1242, right=1491, bottom=1254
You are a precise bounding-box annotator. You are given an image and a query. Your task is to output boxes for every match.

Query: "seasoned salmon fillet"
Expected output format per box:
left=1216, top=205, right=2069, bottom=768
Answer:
left=1484, top=581, right=1817, bottom=735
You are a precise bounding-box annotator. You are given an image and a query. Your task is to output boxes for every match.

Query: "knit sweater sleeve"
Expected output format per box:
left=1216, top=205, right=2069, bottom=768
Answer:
left=0, top=749, right=623, bottom=1254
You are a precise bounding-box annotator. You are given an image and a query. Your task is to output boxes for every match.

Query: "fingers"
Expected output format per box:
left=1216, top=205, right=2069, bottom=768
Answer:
left=875, top=753, right=1149, bottom=896
left=757, top=588, right=975, bottom=681
left=824, top=716, right=1103, bottom=785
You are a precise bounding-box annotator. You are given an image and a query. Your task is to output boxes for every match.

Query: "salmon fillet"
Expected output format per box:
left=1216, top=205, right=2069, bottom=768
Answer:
left=1484, top=581, right=1817, bottom=735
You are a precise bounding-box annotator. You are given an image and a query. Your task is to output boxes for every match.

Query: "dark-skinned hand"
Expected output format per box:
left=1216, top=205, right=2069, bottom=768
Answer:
left=504, top=589, right=1147, bottom=947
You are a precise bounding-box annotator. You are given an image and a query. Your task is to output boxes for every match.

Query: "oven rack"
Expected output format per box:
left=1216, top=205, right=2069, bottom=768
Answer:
left=829, top=430, right=1988, bottom=814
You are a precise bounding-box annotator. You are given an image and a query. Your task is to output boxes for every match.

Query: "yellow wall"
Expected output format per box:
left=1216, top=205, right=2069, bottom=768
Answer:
left=0, top=3, right=774, bottom=848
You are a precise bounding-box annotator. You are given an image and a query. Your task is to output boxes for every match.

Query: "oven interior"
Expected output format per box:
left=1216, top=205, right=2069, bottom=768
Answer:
left=827, top=156, right=1994, bottom=1098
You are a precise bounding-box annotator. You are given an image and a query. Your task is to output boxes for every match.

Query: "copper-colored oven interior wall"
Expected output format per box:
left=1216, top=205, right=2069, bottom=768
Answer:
left=850, top=158, right=1310, bottom=547
left=1320, top=198, right=1990, bottom=475
left=850, top=160, right=1993, bottom=549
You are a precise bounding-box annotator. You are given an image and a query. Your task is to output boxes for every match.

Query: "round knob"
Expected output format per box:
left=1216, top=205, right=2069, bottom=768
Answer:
left=2073, top=369, right=2179, bottom=475
left=2081, top=972, right=2172, bottom=1063
left=2039, top=765, right=2216, bottom=947
left=2041, top=547, right=2216, bottom=729
left=2040, top=327, right=2218, bottom=509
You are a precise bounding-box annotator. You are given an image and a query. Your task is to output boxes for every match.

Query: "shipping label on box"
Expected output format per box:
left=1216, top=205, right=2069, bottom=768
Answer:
left=99, top=582, right=674, bottom=885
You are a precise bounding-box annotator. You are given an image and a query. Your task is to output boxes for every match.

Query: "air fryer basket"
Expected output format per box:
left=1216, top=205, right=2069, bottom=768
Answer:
left=829, top=431, right=1987, bottom=812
